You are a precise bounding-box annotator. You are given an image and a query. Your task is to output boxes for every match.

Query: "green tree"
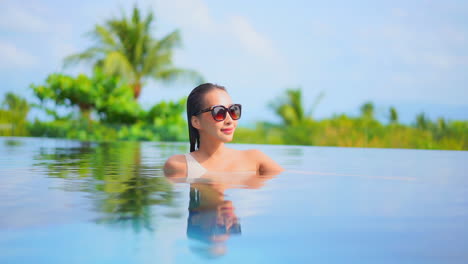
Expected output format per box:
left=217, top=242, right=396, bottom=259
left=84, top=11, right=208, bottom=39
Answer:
left=0, top=92, right=30, bottom=136
left=31, top=70, right=142, bottom=124
left=360, top=102, right=375, bottom=120
left=269, top=88, right=323, bottom=126
left=415, top=112, right=429, bottom=129
left=389, top=106, right=398, bottom=124
left=64, top=6, right=202, bottom=99
left=1, top=92, right=30, bottom=117
left=437, top=117, right=446, bottom=131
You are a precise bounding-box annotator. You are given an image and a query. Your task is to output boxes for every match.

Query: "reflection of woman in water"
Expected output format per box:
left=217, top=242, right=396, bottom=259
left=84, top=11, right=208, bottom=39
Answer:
left=164, top=83, right=283, bottom=179
left=185, top=173, right=274, bottom=258
left=186, top=183, right=241, bottom=257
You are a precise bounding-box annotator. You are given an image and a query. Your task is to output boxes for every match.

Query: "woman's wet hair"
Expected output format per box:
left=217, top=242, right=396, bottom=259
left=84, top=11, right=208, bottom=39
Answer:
left=187, top=83, right=227, bottom=152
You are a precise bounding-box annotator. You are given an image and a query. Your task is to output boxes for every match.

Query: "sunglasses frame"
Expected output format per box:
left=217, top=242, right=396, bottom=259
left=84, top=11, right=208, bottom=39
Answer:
left=193, top=104, right=242, bottom=121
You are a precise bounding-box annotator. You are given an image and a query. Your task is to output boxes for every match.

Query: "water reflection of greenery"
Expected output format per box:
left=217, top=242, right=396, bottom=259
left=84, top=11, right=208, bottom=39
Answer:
left=34, top=141, right=177, bottom=232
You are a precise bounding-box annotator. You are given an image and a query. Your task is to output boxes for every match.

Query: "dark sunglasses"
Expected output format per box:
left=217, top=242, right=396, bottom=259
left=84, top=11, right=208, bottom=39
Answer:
left=193, top=104, right=242, bottom=121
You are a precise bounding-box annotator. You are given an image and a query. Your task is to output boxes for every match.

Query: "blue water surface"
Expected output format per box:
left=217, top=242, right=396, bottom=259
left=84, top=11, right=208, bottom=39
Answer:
left=0, top=137, right=467, bottom=264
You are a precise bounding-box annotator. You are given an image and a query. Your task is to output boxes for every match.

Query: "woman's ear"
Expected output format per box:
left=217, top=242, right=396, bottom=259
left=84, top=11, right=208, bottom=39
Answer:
left=191, top=116, right=202, bottom=130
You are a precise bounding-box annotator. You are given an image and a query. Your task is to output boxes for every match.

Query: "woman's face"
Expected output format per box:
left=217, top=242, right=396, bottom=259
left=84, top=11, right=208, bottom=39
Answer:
left=193, top=89, right=238, bottom=143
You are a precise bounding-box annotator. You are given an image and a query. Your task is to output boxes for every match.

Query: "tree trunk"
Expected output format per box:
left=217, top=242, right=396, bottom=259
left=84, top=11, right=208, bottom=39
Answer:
left=78, top=103, right=92, bottom=122
left=133, top=81, right=142, bottom=99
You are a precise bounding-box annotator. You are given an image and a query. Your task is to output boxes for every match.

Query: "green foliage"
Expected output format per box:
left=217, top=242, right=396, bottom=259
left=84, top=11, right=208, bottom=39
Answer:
left=28, top=119, right=187, bottom=142
left=1, top=92, right=30, bottom=116
left=23, top=5, right=196, bottom=142
left=2, top=80, right=466, bottom=150
left=415, top=112, right=429, bottom=130
left=234, top=89, right=468, bottom=150
left=269, top=88, right=323, bottom=126
left=0, top=92, right=30, bottom=136
left=31, top=70, right=143, bottom=124
left=389, top=107, right=398, bottom=124
left=269, top=88, right=305, bottom=126
left=26, top=68, right=188, bottom=142
left=26, top=93, right=188, bottom=142
left=64, top=6, right=203, bottom=99
left=145, top=98, right=187, bottom=140
left=360, top=102, right=375, bottom=120
left=234, top=116, right=467, bottom=150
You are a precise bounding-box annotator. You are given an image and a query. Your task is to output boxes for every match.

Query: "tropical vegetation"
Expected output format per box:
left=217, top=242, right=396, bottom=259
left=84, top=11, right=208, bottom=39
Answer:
left=1, top=6, right=466, bottom=150
left=1, top=86, right=467, bottom=150
left=234, top=88, right=467, bottom=150
left=64, top=6, right=202, bottom=99
left=0, top=92, right=30, bottom=136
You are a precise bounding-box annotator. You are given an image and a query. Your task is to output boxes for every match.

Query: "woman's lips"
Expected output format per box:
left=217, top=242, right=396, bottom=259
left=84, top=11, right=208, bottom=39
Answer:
left=221, top=128, right=234, bottom=134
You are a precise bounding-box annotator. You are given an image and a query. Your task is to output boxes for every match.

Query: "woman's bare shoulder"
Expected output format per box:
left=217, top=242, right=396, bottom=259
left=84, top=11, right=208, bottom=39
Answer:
left=242, top=149, right=268, bottom=158
left=163, top=154, right=187, bottom=178
left=243, top=149, right=263, bottom=154
left=242, top=149, right=284, bottom=172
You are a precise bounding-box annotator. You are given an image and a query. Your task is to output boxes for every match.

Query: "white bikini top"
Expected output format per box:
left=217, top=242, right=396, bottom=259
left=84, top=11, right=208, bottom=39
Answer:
left=184, top=153, right=258, bottom=183
left=184, top=153, right=207, bottom=181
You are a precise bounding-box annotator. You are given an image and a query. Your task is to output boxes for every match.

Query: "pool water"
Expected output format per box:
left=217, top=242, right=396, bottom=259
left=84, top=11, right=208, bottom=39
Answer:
left=1, top=137, right=467, bottom=263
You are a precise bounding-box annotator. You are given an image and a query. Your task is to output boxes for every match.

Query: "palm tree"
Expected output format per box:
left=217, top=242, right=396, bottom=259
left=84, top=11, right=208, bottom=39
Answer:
left=360, top=102, right=375, bottom=120
left=64, top=6, right=202, bottom=99
left=1, top=92, right=30, bottom=117
left=416, top=112, right=429, bottom=129
left=389, top=106, right=398, bottom=124
left=0, top=92, right=30, bottom=136
left=269, top=88, right=323, bottom=126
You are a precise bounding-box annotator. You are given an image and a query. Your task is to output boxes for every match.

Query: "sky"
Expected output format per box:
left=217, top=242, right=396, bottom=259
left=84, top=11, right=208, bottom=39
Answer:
left=1, top=0, right=467, bottom=124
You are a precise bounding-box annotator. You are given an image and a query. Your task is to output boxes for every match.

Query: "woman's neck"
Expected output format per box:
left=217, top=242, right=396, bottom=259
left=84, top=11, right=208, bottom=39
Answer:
left=197, top=135, right=227, bottom=158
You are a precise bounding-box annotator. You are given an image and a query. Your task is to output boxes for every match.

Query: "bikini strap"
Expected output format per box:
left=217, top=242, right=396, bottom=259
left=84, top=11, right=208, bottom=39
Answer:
left=184, top=153, right=207, bottom=181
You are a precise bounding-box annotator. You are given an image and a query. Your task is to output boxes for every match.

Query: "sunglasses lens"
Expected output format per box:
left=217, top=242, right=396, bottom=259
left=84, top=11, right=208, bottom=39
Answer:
left=229, top=105, right=241, bottom=120
left=212, top=106, right=227, bottom=121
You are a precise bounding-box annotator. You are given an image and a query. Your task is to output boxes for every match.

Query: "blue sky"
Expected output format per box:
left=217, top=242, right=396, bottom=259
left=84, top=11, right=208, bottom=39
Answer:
left=1, top=0, right=467, bottom=124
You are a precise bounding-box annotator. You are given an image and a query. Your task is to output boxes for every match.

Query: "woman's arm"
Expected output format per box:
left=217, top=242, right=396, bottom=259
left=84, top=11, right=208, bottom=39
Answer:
left=163, top=154, right=187, bottom=180
left=248, top=149, right=284, bottom=173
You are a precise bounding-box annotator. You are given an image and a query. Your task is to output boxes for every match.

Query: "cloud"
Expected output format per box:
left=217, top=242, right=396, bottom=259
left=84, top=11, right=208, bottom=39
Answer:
left=309, top=11, right=468, bottom=71
left=0, top=2, right=78, bottom=70
left=0, top=40, right=37, bottom=68
left=152, top=0, right=283, bottom=63
left=152, top=0, right=215, bottom=32
left=0, top=3, right=48, bottom=33
left=355, top=23, right=468, bottom=69
left=228, top=15, right=280, bottom=61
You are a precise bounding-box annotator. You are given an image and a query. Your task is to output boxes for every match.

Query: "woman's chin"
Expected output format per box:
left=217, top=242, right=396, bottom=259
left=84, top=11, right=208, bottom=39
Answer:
left=219, top=134, right=234, bottom=142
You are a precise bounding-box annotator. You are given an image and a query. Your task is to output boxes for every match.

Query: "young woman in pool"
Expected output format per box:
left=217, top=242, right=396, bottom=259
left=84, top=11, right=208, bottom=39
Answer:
left=164, top=83, right=283, bottom=178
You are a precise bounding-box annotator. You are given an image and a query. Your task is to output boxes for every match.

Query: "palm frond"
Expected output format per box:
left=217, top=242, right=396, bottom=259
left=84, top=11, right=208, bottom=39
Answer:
left=63, top=47, right=107, bottom=68
left=142, top=49, right=171, bottom=76
left=157, top=30, right=181, bottom=51
left=62, top=6, right=203, bottom=98
left=153, top=68, right=204, bottom=84
left=288, top=89, right=304, bottom=121
left=102, top=51, right=135, bottom=81
left=269, top=88, right=309, bottom=126
left=91, top=25, right=117, bottom=48
left=306, top=91, right=324, bottom=118
left=132, top=6, right=141, bottom=25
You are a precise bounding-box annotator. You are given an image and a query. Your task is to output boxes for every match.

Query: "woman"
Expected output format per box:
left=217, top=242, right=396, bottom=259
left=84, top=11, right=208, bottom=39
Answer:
left=164, top=83, right=283, bottom=179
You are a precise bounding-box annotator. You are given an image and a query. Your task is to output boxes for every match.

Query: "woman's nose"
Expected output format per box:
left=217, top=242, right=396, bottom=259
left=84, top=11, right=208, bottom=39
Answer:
left=224, top=112, right=233, bottom=124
